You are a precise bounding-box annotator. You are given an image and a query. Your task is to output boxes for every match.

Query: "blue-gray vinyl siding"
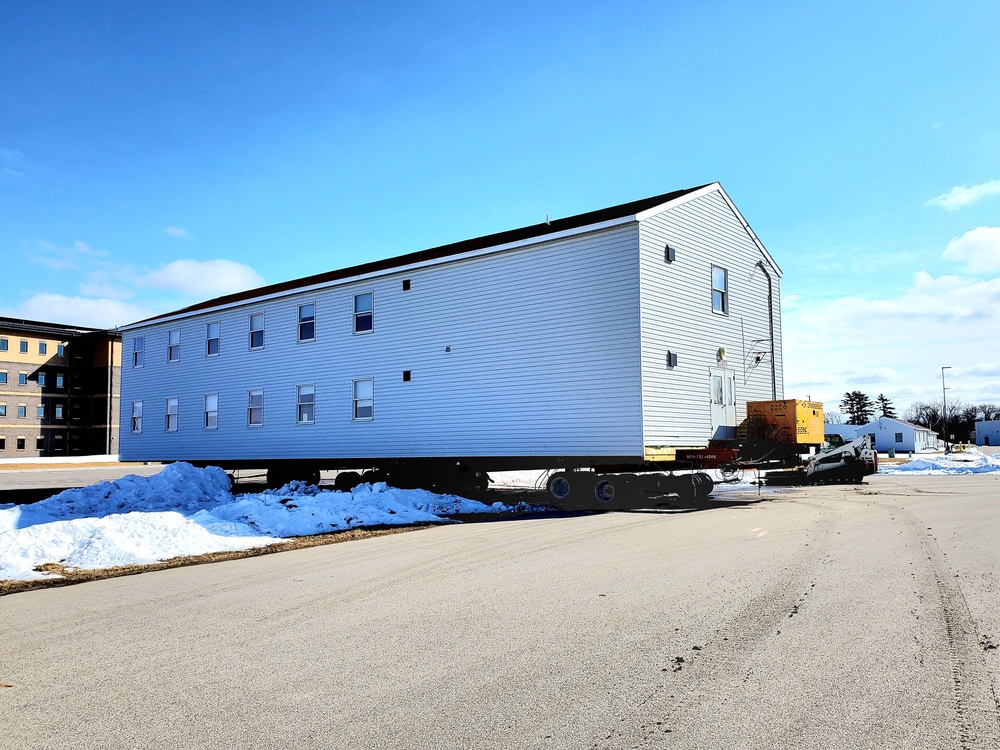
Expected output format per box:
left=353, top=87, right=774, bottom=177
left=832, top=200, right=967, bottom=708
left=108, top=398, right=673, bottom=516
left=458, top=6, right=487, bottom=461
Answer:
left=637, top=189, right=783, bottom=447
left=120, top=224, right=646, bottom=462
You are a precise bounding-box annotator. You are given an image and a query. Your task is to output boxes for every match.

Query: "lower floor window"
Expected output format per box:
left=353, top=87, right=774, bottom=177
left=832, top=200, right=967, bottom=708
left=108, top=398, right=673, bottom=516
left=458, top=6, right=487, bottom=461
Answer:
left=353, top=378, right=373, bottom=420
left=248, top=389, right=263, bottom=426
left=16, top=437, right=25, bottom=450
left=36, top=436, right=44, bottom=450
left=166, top=397, right=178, bottom=431
left=132, top=401, right=143, bottom=433
left=297, top=385, right=315, bottom=424
left=204, top=393, right=219, bottom=429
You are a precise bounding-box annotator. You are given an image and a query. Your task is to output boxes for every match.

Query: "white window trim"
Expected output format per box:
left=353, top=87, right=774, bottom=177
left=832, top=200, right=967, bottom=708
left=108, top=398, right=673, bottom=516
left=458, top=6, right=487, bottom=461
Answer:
left=298, top=302, right=316, bottom=343
left=204, top=393, right=219, bottom=430
left=131, top=401, right=142, bottom=433
left=206, top=322, right=221, bottom=358
left=248, top=312, right=265, bottom=351
left=353, top=291, right=374, bottom=335
left=133, top=336, right=145, bottom=368
left=167, top=329, right=181, bottom=363
left=247, top=388, right=264, bottom=427
left=165, top=397, right=179, bottom=432
left=711, top=265, right=729, bottom=315
left=352, top=377, right=374, bottom=422
left=296, top=384, right=315, bottom=425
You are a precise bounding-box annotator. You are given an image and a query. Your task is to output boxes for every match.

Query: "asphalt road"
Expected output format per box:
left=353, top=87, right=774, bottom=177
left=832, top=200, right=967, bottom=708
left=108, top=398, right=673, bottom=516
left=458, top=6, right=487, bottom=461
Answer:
left=2, top=473, right=999, bottom=749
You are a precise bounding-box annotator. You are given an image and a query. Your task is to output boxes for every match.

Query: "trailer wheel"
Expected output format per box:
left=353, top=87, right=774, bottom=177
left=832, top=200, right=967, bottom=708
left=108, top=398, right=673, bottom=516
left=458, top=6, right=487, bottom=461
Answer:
left=547, top=473, right=571, bottom=501
left=334, top=471, right=362, bottom=492
left=594, top=478, right=616, bottom=504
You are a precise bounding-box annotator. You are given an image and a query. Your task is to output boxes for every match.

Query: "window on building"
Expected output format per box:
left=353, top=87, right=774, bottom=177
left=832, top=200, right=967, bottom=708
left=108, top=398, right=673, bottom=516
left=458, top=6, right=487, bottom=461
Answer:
left=296, top=385, right=315, bottom=424
left=249, top=313, right=264, bottom=350
left=166, top=397, right=178, bottom=431
left=19, top=340, right=28, bottom=353
left=0, top=372, right=6, bottom=384
left=36, top=436, right=44, bottom=450
left=298, top=304, right=315, bottom=342
left=0, top=437, right=5, bottom=449
left=131, top=402, right=142, bottom=433
left=895, top=432, right=903, bottom=443
left=39, top=342, right=47, bottom=355
left=56, top=373, right=65, bottom=388
left=168, top=330, right=180, bottom=362
left=0, top=338, right=6, bottom=351
left=18, top=372, right=27, bottom=386
left=57, top=344, right=65, bottom=356
left=204, top=393, right=219, bottom=429
left=16, top=437, right=25, bottom=450
left=248, top=388, right=263, bottom=426
left=354, top=292, right=373, bottom=334
left=206, top=322, right=220, bottom=356
left=72, top=404, right=81, bottom=420
left=55, top=404, right=64, bottom=420
left=712, top=266, right=728, bottom=314
left=36, top=405, right=45, bottom=419
left=18, top=405, right=27, bottom=418
left=353, top=378, right=373, bottom=420
left=38, top=371, right=46, bottom=387
left=133, top=336, right=145, bottom=368
left=0, top=404, right=6, bottom=416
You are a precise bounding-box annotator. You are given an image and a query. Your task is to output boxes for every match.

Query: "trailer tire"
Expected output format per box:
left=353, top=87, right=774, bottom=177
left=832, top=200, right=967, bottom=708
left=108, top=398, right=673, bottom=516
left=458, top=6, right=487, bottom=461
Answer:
left=547, top=473, right=571, bottom=501
left=334, top=471, right=362, bottom=492
left=594, top=478, right=616, bottom=504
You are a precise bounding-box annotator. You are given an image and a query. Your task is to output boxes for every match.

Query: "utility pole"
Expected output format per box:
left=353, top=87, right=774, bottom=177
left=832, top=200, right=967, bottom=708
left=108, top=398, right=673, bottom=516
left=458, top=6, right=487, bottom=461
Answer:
left=941, top=366, right=951, bottom=451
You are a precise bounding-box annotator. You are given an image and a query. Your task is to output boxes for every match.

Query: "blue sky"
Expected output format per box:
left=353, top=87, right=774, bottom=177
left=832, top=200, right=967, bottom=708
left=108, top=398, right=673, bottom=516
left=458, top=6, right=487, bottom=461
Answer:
left=2, top=0, right=998, bottom=415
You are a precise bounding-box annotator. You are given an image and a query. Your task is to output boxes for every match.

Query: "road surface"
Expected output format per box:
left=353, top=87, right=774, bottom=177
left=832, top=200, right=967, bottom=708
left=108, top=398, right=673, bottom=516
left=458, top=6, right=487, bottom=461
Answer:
left=2, top=473, right=999, bottom=749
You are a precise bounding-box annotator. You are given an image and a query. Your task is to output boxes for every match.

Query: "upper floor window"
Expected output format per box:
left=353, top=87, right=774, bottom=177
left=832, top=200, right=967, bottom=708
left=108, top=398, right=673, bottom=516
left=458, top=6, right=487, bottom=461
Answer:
left=39, top=342, right=47, bottom=355
left=206, top=322, right=220, bottom=357
left=37, top=371, right=46, bottom=387
left=354, top=292, right=373, bottom=334
left=167, top=330, right=180, bottom=362
left=353, top=378, right=373, bottom=420
left=17, top=405, right=27, bottom=418
left=133, top=336, right=145, bottom=368
left=0, top=338, right=7, bottom=351
left=18, top=372, right=27, bottom=386
left=131, top=401, right=142, bottom=433
left=55, top=404, right=64, bottom=420
left=57, top=344, right=65, bottom=356
left=19, top=340, right=28, bottom=353
left=0, top=371, right=7, bottom=384
left=36, top=405, right=45, bottom=419
left=56, top=373, right=65, bottom=388
left=0, top=404, right=5, bottom=417
left=249, top=313, right=265, bottom=350
left=712, top=266, right=729, bottom=314
left=296, top=384, right=315, bottom=424
left=204, top=393, right=219, bottom=429
left=165, top=397, right=178, bottom=431
left=298, top=303, right=315, bottom=342
left=248, top=388, right=264, bottom=426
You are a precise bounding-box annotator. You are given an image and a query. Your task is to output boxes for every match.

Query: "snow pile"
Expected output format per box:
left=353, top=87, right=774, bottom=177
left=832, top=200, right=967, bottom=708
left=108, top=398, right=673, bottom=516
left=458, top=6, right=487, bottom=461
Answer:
left=0, top=463, right=539, bottom=581
left=879, top=448, right=1000, bottom=475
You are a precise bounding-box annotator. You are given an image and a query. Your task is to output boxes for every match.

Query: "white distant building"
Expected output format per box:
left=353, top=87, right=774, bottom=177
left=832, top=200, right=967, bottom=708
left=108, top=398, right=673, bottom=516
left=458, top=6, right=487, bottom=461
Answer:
left=857, top=416, right=937, bottom=453
left=976, top=420, right=1000, bottom=447
left=822, top=424, right=859, bottom=443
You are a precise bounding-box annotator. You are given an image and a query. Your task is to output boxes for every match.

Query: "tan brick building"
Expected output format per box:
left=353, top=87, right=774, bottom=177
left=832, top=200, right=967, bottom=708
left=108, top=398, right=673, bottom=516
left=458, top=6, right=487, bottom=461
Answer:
left=0, top=318, right=121, bottom=458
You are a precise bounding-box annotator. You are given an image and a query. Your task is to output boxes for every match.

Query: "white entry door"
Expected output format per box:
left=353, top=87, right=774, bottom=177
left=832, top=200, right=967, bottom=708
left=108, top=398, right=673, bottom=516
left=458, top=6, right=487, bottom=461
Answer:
left=710, top=367, right=737, bottom=440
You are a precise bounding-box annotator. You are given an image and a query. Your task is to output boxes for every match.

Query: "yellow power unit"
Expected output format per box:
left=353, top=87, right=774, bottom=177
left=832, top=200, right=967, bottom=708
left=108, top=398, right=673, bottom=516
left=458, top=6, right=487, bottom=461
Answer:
left=746, top=400, right=825, bottom=445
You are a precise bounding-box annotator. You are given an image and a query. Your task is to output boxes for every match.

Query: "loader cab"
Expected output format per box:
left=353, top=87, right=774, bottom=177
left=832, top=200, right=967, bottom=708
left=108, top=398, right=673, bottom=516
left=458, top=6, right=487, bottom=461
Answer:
left=822, top=433, right=845, bottom=451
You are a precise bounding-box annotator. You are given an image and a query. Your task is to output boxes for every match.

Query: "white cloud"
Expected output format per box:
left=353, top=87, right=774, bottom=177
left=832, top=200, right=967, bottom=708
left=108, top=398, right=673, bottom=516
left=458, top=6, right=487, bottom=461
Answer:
left=138, top=259, right=264, bottom=298
left=925, top=180, right=1000, bottom=211
left=30, top=240, right=109, bottom=271
left=1, top=294, right=153, bottom=329
left=164, top=226, right=193, bottom=240
left=942, top=226, right=1000, bottom=273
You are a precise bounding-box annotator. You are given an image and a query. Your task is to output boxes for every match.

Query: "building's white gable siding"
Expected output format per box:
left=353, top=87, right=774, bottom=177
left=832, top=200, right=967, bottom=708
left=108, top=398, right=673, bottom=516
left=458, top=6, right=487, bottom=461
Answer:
left=120, top=224, right=645, bottom=463
left=976, top=420, right=1000, bottom=447
left=858, top=416, right=937, bottom=453
left=637, top=188, right=783, bottom=447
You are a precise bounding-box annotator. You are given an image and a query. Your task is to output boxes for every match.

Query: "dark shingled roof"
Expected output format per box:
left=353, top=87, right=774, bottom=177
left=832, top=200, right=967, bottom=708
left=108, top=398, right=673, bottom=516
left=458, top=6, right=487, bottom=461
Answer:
left=132, top=184, right=711, bottom=326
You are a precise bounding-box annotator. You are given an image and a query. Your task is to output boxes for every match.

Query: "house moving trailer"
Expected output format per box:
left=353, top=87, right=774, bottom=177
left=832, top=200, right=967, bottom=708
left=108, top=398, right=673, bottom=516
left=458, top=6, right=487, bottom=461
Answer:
left=118, top=183, right=875, bottom=506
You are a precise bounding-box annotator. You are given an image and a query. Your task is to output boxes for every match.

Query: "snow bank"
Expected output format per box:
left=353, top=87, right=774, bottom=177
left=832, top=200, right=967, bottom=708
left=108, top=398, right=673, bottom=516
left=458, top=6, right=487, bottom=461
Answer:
left=879, top=448, right=1000, bottom=475
left=0, top=463, right=540, bottom=582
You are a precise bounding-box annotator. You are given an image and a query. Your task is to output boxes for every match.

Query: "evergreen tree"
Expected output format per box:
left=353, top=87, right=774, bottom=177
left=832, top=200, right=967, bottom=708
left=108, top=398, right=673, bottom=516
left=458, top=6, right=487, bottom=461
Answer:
left=840, top=391, right=875, bottom=425
left=876, top=394, right=897, bottom=419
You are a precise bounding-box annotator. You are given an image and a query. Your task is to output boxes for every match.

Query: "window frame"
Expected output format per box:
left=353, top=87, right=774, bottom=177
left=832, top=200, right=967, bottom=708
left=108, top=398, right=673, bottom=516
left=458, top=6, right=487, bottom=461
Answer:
left=165, top=397, right=179, bottom=432
left=16, top=437, right=25, bottom=451
left=57, top=344, right=65, bottom=356
left=19, top=340, right=28, bottom=354
left=353, top=291, right=374, bottom=335
left=37, top=371, right=46, bottom=387
left=18, top=372, right=27, bottom=386
left=0, top=338, right=6, bottom=352
left=298, top=303, right=316, bottom=343
left=0, top=371, right=6, bottom=385
left=296, top=384, right=315, bottom=424
left=56, top=372, right=65, bottom=388
left=55, top=404, right=64, bottom=420
left=133, top=336, right=145, bottom=368
left=204, top=393, right=219, bottom=430
left=249, top=312, right=265, bottom=350
left=35, top=435, right=45, bottom=450
left=39, top=342, right=47, bottom=355
left=711, top=265, right=729, bottom=315
left=36, top=404, right=45, bottom=419
left=247, top=388, right=264, bottom=427
left=352, top=377, right=374, bottom=421
left=167, top=329, right=181, bottom=363
left=206, top=321, right=221, bottom=357
left=131, top=401, right=142, bottom=433
left=0, top=403, right=6, bottom=417
left=17, top=404, right=27, bottom=418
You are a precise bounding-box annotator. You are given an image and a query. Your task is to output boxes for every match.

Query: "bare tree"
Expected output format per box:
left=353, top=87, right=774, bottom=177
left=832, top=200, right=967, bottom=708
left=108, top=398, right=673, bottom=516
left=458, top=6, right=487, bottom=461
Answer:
left=824, top=410, right=843, bottom=424
left=978, top=403, right=1000, bottom=421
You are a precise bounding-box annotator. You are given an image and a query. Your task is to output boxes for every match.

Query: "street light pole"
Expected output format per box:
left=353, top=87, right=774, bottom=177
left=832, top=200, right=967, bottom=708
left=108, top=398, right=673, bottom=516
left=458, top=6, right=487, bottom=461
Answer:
left=941, top=366, right=952, bottom=451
